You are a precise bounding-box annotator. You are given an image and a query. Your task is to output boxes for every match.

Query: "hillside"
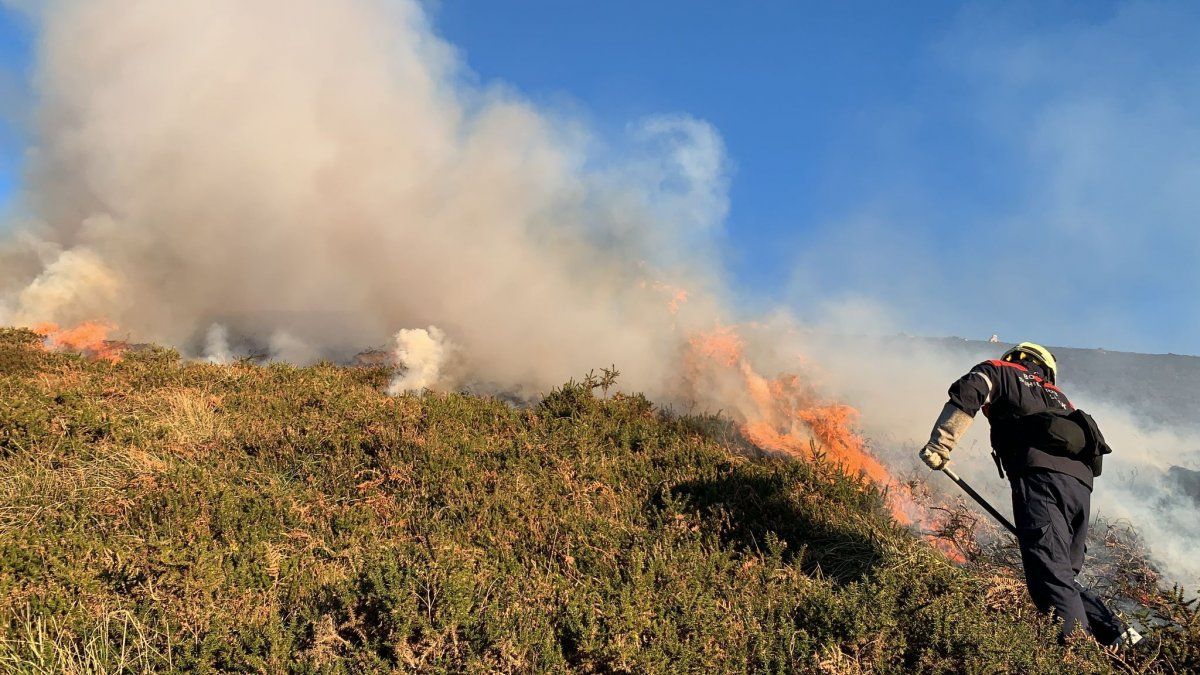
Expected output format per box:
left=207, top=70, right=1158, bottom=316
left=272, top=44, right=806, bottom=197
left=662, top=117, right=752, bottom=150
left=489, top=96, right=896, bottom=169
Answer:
left=915, top=337, right=1200, bottom=433
left=0, top=328, right=1196, bottom=673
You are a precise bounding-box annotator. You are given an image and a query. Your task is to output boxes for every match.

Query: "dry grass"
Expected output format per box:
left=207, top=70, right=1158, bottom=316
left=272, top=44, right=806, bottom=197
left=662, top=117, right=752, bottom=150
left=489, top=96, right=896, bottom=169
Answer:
left=0, top=327, right=1196, bottom=673
left=0, top=606, right=168, bottom=674
left=139, top=387, right=229, bottom=456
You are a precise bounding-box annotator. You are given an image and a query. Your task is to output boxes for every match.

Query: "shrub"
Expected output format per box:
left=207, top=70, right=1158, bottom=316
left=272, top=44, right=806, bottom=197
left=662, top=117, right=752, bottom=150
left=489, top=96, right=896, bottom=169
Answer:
left=0, top=333, right=1193, bottom=672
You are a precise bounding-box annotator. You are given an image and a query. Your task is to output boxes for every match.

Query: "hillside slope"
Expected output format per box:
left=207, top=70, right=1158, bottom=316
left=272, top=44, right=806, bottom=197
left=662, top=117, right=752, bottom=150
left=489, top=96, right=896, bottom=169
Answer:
left=916, top=337, right=1200, bottom=432
left=0, top=328, right=1196, bottom=673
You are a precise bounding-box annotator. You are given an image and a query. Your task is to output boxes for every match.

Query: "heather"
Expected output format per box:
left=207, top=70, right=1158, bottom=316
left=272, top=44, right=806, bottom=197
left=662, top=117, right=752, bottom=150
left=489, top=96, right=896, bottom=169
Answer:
left=0, top=328, right=1195, bottom=673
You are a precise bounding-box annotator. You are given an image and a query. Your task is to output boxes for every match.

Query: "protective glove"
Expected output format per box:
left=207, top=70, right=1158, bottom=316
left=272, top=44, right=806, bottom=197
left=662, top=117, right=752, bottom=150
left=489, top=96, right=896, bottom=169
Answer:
left=919, top=402, right=974, bottom=470
left=919, top=443, right=951, bottom=470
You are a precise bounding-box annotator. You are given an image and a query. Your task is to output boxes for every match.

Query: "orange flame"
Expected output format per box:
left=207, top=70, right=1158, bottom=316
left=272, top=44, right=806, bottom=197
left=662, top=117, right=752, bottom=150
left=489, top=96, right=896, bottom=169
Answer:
left=640, top=279, right=690, bottom=315
left=32, top=321, right=127, bottom=362
left=686, top=325, right=967, bottom=562
left=667, top=289, right=689, bottom=315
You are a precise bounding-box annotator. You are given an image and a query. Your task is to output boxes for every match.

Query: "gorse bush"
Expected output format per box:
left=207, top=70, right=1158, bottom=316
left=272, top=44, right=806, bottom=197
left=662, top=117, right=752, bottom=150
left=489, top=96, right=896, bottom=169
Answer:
left=0, top=328, right=1195, bottom=673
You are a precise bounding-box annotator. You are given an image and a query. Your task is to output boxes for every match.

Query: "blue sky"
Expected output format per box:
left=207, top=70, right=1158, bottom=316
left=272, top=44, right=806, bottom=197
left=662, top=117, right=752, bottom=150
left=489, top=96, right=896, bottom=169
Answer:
left=0, top=4, right=32, bottom=214
left=2, top=1, right=1198, bottom=354
left=433, top=2, right=973, bottom=280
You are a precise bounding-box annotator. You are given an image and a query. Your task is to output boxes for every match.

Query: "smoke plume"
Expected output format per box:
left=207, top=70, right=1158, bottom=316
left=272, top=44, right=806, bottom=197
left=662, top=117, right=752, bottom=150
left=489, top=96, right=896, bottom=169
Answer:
left=0, top=0, right=725, bottom=398
left=388, top=326, right=452, bottom=394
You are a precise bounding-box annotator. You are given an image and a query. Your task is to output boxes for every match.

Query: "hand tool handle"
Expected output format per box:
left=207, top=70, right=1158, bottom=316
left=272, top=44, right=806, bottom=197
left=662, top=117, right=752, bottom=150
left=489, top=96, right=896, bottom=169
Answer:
left=942, top=467, right=1018, bottom=535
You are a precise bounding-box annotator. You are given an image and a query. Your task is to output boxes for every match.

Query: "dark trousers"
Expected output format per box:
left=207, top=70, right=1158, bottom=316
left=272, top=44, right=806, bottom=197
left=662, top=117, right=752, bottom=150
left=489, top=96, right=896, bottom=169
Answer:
left=1011, top=470, right=1124, bottom=644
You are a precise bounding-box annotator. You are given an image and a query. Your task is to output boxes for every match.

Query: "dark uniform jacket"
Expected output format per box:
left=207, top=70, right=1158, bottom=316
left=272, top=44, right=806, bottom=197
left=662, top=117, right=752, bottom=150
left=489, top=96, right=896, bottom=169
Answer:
left=947, top=359, right=1095, bottom=489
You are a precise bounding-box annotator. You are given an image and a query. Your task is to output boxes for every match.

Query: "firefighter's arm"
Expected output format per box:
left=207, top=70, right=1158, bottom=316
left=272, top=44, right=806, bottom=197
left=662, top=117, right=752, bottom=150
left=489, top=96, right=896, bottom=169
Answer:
left=919, top=403, right=974, bottom=470
left=918, top=363, right=996, bottom=470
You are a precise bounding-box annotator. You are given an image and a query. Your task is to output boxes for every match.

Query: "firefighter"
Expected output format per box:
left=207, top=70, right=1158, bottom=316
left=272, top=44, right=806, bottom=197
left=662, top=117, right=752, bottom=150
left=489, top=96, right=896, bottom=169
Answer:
left=918, top=342, right=1128, bottom=645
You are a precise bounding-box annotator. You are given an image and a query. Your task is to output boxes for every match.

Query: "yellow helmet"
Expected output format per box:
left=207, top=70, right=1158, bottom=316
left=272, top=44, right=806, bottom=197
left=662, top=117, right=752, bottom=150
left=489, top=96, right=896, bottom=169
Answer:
left=1002, top=342, right=1058, bottom=383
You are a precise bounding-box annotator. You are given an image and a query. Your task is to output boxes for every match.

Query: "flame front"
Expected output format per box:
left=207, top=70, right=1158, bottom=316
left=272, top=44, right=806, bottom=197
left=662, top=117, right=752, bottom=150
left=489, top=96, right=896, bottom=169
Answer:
left=688, top=325, right=890, bottom=481
left=686, top=325, right=967, bottom=561
left=32, top=321, right=126, bottom=362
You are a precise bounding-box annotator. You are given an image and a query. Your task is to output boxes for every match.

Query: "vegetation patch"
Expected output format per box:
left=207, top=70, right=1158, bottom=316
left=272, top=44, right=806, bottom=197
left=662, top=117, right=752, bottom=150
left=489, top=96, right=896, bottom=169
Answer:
left=0, top=328, right=1195, bottom=672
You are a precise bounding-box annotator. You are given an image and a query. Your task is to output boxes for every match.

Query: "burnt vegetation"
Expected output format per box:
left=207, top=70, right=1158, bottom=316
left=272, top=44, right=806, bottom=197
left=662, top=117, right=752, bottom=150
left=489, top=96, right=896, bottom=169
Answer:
left=0, top=327, right=1196, bottom=673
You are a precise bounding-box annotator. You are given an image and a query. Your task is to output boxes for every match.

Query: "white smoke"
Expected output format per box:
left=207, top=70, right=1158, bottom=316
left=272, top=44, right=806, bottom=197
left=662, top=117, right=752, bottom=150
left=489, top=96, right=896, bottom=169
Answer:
left=5, top=244, right=124, bottom=327
left=1063, top=400, right=1200, bottom=590
left=0, top=0, right=726, bottom=398
left=202, top=323, right=233, bottom=365
left=268, top=330, right=320, bottom=365
left=388, top=326, right=451, bottom=394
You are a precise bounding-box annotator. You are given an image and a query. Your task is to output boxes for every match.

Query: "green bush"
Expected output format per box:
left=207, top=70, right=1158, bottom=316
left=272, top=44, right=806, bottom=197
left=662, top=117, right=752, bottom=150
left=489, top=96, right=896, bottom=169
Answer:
left=0, top=333, right=1194, bottom=672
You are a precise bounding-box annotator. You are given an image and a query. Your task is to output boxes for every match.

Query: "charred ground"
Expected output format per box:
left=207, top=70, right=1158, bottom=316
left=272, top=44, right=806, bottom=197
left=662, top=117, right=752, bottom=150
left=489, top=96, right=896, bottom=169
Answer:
left=0, top=328, right=1196, bottom=673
